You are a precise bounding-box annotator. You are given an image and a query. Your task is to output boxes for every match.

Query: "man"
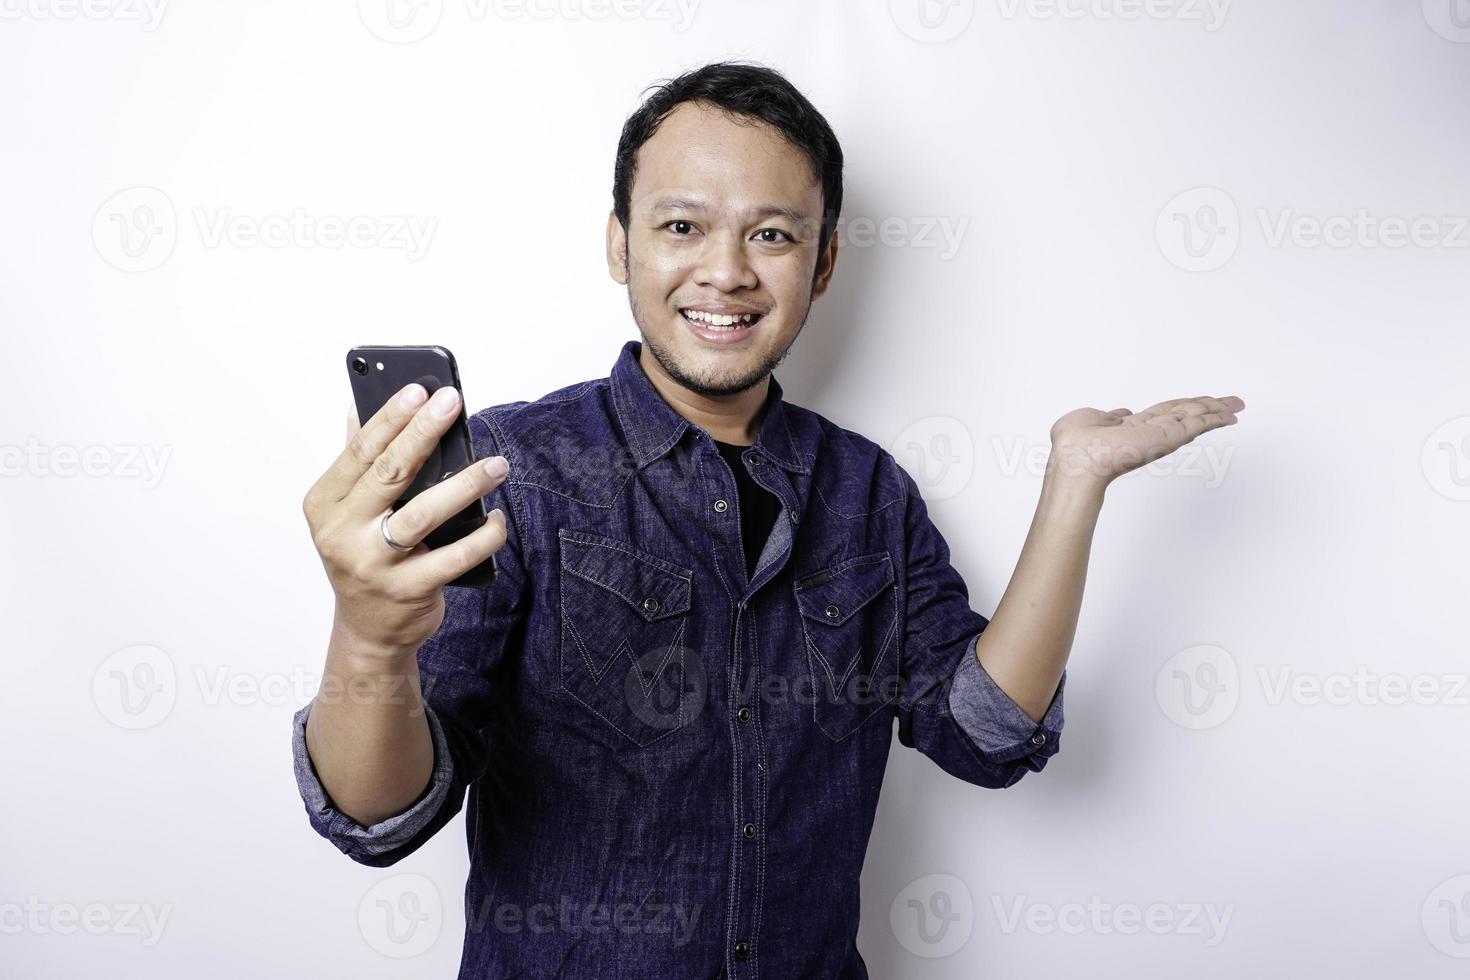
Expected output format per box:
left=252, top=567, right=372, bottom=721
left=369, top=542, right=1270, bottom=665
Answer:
left=294, top=61, right=1244, bottom=978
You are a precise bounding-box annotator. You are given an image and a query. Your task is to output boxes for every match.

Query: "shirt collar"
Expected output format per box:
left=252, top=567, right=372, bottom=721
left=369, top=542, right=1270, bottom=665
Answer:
left=609, top=339, right=810, bottom=474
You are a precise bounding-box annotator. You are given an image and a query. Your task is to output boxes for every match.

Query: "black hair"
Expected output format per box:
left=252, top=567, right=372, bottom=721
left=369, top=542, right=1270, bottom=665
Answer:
left=612, top=60, right=844, bottom=258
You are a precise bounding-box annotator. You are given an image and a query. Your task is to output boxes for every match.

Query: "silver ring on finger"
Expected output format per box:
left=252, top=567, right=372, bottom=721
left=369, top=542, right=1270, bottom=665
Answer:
left=380, top=512, right=415, bottom=553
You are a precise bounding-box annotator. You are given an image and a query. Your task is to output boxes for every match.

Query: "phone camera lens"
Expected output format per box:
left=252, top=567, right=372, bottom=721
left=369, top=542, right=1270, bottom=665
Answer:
left=351, top=357, right=368, bottom=376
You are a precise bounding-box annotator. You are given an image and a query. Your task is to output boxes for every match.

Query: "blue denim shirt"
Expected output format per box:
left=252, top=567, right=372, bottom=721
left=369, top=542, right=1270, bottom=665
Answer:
left=292, top=339, right=1065, bottom=978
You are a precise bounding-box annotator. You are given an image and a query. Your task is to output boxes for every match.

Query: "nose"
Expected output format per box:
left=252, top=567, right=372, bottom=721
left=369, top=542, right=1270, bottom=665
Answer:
left=693, top=228, right=757, bottom=294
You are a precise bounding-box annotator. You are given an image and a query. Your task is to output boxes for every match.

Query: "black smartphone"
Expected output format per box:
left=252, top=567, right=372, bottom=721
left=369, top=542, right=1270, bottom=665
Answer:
left=346, top=345, right=497, bottom=589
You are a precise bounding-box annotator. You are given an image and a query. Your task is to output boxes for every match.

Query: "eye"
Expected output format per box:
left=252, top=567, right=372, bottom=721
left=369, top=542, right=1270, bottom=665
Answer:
left=662, top=220, right=697, bottom=236
left=753, top=228, right=794, bottom=244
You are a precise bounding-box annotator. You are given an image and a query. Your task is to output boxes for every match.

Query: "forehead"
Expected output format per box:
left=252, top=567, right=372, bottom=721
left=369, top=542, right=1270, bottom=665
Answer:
left=630, top=100, right=822, bottom=216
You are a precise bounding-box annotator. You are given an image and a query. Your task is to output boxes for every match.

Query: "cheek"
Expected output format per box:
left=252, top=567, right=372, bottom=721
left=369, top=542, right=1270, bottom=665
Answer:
left=629, top=232, right=695, bottom=279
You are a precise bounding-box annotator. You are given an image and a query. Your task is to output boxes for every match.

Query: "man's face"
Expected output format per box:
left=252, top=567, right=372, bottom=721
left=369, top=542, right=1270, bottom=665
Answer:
left=607, top=100, right=838, bottom=398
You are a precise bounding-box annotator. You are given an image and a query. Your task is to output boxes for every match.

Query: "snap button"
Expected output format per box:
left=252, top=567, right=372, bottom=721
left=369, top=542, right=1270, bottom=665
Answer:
left=824, top=604, right=839, bottom=619
left=748, top=453, right=762, bottom=465
left=714, top=498, right=728, bottom=513
left=1030, top=732, right=1047, bottom=746
left=642, top=596, right=659, bottom=614
left=734, top=941, right=751, bottom=958
left=736, top=707, right=752, bottom=722
left=742, top=822, right=756, bottom=839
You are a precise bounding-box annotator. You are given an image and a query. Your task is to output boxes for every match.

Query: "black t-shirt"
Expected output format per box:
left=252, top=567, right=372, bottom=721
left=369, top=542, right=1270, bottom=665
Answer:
left=712, top=438, right=781, bottom=582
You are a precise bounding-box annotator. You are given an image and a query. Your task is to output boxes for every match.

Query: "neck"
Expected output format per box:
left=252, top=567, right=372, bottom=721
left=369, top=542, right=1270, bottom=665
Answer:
left=638, top=347, right=768, bottom=446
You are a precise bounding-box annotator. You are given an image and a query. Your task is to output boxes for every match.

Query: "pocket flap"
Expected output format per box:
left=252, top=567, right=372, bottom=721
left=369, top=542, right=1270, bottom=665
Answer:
left=793, top=552, right=894, bottom=627
left=558, top=528, right=692, bottom=622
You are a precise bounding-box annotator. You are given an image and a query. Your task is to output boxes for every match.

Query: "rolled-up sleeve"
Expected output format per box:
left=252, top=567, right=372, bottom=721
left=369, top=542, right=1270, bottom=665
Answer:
left=290, top=409, right=530, bottom=866
left=890, top=454, right=1066, bottom=789
left=292, top=696, right=456, bottom=863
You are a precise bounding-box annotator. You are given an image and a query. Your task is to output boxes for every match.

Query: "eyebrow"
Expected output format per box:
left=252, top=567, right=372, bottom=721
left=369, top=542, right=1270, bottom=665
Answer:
left=650, top=196, right=809, bottom=224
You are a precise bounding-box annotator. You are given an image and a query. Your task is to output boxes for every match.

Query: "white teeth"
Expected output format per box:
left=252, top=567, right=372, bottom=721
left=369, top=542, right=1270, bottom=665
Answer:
left=682, top=309, right=758, bottom=328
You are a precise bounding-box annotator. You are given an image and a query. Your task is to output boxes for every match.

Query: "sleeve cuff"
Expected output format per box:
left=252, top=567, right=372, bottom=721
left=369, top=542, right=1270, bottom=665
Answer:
left=291, top=697, right=455, bottom=859
left=946, top=634, right=1065, bottom=764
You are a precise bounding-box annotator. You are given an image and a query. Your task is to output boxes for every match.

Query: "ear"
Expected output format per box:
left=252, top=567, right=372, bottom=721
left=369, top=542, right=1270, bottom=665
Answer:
left=810, top=225, right=839, bottom=300
left=606, top=210, right=629, bottom=285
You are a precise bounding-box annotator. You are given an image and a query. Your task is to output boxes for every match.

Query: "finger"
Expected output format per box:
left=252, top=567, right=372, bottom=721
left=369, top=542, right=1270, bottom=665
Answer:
left=409, top=507, right=509, bottom=589
left=308, top=383, right=429, bottom=509
left=343, top=385, right=464, bottom=518
left=381, top=454, right=509, bottom=551
left=1108, top=408, right=1132, bottom=417
left=1134, top=396, right=1227, bottom=422
left=345, top=399, right=361, bottom=447
left=1131, top=398, right=1194, bottom=421
left=1146, top=408, right=1238, bottom=445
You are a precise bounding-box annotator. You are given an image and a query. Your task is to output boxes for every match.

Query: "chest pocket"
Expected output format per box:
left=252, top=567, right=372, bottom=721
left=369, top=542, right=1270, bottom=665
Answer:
left=557, top=528, right=698, bottom=747
left=793, top=551, right=899, bottom=741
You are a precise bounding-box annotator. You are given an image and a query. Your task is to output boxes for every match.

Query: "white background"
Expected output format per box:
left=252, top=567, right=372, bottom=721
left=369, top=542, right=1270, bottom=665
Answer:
left=4, top=0, right=1469, bottom=976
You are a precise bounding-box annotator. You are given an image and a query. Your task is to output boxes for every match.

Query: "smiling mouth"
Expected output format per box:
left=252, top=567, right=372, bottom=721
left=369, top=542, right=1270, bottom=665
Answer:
left=679, top=308, right=765, bottom=332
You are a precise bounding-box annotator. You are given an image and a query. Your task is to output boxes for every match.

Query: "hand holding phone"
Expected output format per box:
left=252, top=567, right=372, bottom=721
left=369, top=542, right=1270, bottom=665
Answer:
left=300, top=346, right=508, bottom=656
